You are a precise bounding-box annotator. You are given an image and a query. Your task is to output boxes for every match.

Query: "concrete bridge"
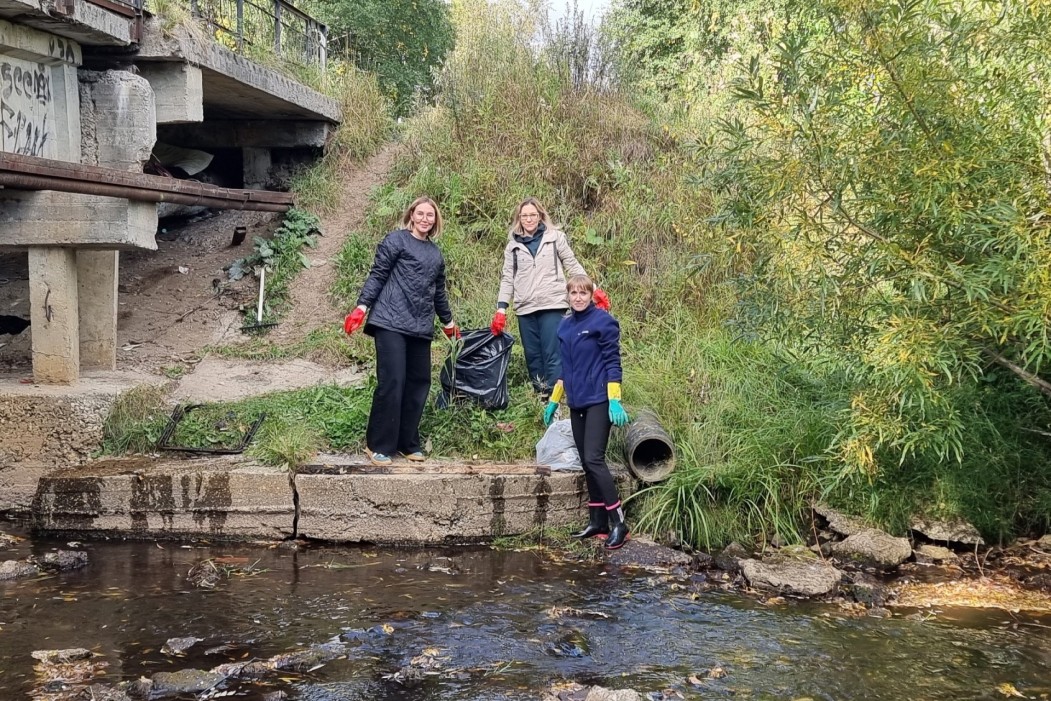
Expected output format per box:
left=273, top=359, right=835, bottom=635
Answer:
left=0, top=0, right=339, bottom=384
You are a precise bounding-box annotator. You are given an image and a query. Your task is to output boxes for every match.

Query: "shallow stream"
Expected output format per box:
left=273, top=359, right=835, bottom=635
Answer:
left=2, top=530, right=1050, bottom=700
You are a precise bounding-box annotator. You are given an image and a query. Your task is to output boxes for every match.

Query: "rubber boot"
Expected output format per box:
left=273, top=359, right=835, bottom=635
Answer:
left=604, top=503, right=629, bottom=550
left=572, top=503, right=609, bottom=539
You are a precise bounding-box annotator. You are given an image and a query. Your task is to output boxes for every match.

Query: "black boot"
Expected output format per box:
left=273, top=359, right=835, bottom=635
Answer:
left=572, top=504, right=609, bottom=539
left=605, top=504, right=629, bottom=550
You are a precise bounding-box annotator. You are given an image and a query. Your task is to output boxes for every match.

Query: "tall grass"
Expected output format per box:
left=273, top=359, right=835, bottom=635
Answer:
left=101, top=385, right=171, bottom=455
left=291, top=65, right=393, bottom=214
left=170, top=0, right=1051, bottom=550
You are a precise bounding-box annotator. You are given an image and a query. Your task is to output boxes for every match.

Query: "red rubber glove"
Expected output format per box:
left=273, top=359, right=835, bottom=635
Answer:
left=490, top=310, right=507, bottom=335
left=442, top=323, right=462, bottom=340
left=343, top=307, right=366, bottom=335
left=593, top=288, right=611, bottom=311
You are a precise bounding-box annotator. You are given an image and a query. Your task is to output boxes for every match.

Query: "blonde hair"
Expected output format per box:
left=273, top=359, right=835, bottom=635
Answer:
left=510, top=197, right=554, bottom=236
left=566, top=274, right=594, bottom=294
left=402, top=196, right=443, bottom=238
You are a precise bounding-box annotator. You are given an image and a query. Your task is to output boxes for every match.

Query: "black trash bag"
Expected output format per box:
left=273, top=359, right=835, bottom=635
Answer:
left=437, top=329, right=516, bottom=410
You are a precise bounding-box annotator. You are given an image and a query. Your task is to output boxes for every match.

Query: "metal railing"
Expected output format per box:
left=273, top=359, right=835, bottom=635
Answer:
left=187, top=0, right=327, bottom=69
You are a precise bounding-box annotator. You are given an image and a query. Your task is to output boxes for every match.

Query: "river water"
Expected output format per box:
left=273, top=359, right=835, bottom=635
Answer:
left=2, top=529, right=1050, bottom=700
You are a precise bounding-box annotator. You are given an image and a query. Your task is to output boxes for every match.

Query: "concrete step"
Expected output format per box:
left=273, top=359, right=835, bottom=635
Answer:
left=30, top=455, right=586, bottom=544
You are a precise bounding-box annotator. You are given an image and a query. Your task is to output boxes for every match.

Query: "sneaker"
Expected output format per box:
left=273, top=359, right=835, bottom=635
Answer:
left=402, top=451, right=426, bottom=463
left=365, top=449, right=392, bottom=466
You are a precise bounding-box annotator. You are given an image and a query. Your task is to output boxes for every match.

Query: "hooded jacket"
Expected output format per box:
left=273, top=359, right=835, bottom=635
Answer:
left=356, top=229, right=453, bottom=339
left=557, top=303, right=623, bottom=410
left=497, top=226, right=585, bottom=316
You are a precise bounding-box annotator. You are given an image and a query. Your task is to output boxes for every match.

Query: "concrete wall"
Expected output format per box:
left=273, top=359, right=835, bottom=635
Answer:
left=0, top=18, right=83, bottom=160
left=32, top=459, right=294, bottom=540
left=29, top=457, right=589, bottom=544
left=296, top=472, right=586, bottom=544
left=79, top=69, right=155, bottom=170
left=0, top=371, right=161, bottom=511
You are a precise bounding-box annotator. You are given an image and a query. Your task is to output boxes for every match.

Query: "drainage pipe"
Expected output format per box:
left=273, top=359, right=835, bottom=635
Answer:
left=0, top=173, right=291, bottom=212
left=623, top=409, right=676, bottom=482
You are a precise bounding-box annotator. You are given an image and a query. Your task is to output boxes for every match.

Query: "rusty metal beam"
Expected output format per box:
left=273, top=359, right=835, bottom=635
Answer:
left=0, top=152, right=294, bottom=212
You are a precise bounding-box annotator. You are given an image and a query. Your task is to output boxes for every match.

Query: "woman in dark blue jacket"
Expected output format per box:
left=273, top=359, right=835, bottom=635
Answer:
left=542, top=274, right=630, bottom=549
left=343, top=196, right=460, bottom=466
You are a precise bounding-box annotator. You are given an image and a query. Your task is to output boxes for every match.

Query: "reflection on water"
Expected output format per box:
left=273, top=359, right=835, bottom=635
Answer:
left=2, top=528, right=1051, bottom=700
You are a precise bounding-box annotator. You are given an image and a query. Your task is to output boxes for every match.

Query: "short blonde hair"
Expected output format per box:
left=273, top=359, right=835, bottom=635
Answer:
left=566, top=274, right=594, bottom=294
left=511, top=197, right=554, bottom=236
left=402, top=196, right=443, bottom=238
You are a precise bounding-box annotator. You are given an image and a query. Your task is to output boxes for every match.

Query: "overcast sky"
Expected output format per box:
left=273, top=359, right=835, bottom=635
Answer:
left=548, top=0, right=612, bottom=24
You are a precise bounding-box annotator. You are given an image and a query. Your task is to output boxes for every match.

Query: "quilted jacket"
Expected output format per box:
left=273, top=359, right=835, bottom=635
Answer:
left=356, top=229, right=453, bottom=339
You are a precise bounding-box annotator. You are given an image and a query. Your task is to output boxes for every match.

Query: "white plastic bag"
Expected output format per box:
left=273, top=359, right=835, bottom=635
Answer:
left=536, top=419, right=581, bottom=470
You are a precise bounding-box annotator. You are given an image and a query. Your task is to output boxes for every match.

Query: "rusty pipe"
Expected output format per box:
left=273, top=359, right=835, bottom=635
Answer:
left=0, top=173, right=291, bottom=212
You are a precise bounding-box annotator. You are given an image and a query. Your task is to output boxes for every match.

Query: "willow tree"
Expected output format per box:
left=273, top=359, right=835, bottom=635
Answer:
left=702, top=0, right=1051, bottom=475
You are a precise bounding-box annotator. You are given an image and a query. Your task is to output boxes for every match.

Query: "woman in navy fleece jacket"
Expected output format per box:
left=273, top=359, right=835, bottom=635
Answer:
left=542, top=274, right=631, bottom=550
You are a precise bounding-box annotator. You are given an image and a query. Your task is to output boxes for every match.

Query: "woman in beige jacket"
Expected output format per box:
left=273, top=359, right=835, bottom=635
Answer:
left=490, top=197, right=606, bottom=400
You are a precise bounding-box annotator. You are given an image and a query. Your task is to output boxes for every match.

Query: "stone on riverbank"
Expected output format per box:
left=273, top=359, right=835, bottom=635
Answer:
left=150, top=669, right=225, bottom=696
left=841, top=571, right=888, bottom=607
left=161, top=637, right=202, bottom=656
left=914, top=544, right=960, bottom=564
left=40, top=550, right=88, bottom=571
left=31, top=648, right=93, bottom=664
left=31, top=648, right=108, bottom=698
left=714, top=542, right=749, bottom=573
left=607, top=536, right=693, bottom=571
left=740, top=557, right=843, bottom=597
left=911, top=518, right=984, bottom=547
left=0, top=558, right=39, bottom=579
left=542, top=682, right=645, bottom=701
left=830, top=529, right=912, bottom=568
left=267, top=641, right=345, bottom=671
left=813, top=502, right=870, bottom=537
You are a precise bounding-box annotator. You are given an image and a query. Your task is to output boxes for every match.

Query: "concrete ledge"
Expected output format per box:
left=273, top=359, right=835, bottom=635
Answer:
left=0, top=17, right=83, bottom=65
left=139, top=63, right=203, bottom=124
left=296, top=470, right=585, bottom=544
left=158, top=120, right=333, bottom=148
left=0, top=192, right=158, bottom=249
left=0, top=370, right=159, bottom=467
left=0, top=0, right=132, bottom=47
left=31, top=457, right=294, bottom=540
left=27, top=454, right=589, bottom=544
left=136, top=19, right=340, bottom=123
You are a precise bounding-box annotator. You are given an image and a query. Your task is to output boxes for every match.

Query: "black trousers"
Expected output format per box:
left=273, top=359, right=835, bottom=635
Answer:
left=366, top=328, right=432, bottom=456
left=570, top=401, right=620, bottom=507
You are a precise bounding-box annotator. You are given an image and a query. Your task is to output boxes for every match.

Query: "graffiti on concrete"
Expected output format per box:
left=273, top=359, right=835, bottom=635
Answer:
left=47, top=36, right=78, bottom=65
left=0, top=56, right=54, bottom=158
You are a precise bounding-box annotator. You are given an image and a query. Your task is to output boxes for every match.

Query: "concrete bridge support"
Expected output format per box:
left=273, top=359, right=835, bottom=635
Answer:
left=77, top=250, right=119, bottom=370
left=16, top=68, right=157, bottom=383
left=0, top=20, right=158, bottom=383
left=28, top=248, right=80, bottom=383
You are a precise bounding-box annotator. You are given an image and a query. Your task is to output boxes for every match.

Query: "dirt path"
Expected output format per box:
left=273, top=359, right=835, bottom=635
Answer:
left=166, top=144, right=400, bottom=401
left=271, top=144, right=399, bottom=344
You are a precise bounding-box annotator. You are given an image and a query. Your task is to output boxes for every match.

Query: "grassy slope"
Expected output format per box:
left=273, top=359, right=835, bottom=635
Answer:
left=104, top=2, right=1051, bottom=551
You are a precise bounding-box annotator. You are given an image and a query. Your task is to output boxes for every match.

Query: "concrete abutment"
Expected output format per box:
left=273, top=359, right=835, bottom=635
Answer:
left=27, top=457, right=589, bottom=544
left=2, top=6, right=339, bottom=384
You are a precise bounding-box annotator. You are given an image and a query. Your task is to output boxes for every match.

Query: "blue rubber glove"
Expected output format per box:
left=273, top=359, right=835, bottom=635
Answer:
left=543, top=401, right=559, bottom=426
left=608, top=399, right=629, bottom=427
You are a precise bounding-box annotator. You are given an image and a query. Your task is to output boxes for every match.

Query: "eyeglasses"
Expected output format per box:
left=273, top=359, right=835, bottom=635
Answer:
left=520, top=213, right=539, bottom=219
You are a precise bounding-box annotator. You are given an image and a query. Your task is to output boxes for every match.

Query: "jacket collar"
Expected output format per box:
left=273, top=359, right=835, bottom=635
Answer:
left=570, top=303, right=597, bottom=319
left=513, top=221, right=546, bottom=245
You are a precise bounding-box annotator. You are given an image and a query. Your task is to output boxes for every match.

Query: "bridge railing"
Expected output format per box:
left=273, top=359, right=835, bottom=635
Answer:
left=186, top=0, right=327, bottom=69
